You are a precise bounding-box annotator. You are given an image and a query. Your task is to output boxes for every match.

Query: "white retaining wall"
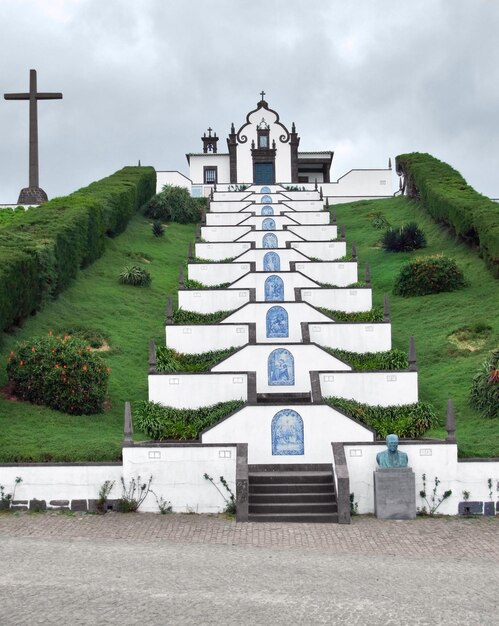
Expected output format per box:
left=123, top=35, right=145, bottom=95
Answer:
left=206, top=212, right=251, bottom=226
left=201, top=226, right=252, bottom=242
left=280, top=200, right=324, bottom=211
left=237, top=230, right=304, bottom=247
left=319, top=371, right=418, bottom=406
left=294, top=261, right=358, bottom=286
left=283, top=211, right=329, bottom=224
left=230, top=272, right=319, bottom=301
left=195, top=242, right=251, bottom=261
left=177, top=289, right=251, bottom=314
left=208, top=201, right=252, bottom=213
left=323, top=169, right=392, bottom=198
left=287, top=225, right=338, bottom=240
left=238, top=215, right=299, bottom=229
left=148, top=372, right=248, bottom=408
left=344, top=442, right=499, bottom=516
left=301, top=288, right=372, bottom=313
left=188, top=263, right=251, bottom=286
left=291, top=241, right=347, bottom=261
left=165, top=324, right=250, bottom=353
left=202, top=405, right=374, bottom=464
left=236, top=248, right=310, bottom=271
left=156, top=171, right=192, bottom=193
left=308, top=322, right=392, bottom=352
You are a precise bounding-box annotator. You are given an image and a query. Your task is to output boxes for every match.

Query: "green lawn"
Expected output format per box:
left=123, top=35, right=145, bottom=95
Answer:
left=0, top=214, right=194, bottom=461
left=334, top=197, right=498, bottom=457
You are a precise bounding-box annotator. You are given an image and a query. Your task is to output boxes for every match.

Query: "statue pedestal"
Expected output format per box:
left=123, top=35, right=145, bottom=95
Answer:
left=374, top=468, right=416, bottom=520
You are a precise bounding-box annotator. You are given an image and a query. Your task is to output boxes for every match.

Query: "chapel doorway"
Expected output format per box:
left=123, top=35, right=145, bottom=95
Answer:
left=254, top=162, right=275, bottom=185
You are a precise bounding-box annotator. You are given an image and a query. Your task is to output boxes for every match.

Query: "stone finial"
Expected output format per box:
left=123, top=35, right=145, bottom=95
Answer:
left=408, top=336, right=417, bottom=371
left=165, top=296, right=174, bottom=324
left=231, top=122, right=235, bottom=134
left=314, top=178, right=318, bottom=190
left=388, top=157, right=392, bottom=169
left=292, top=122, right=296, bottom=133
left=383, top=294, right=390, bottom=322
left=325, top=197, right=329, bottom=208
left=251, top=139, right=255, bottom=149
left=210, top=188, right=214, bottom=200
left=148, top=338, right=157, bottom=374
left=320, top=187, right=323, bottom=200
left=195, top=224, right=201, bottom=241
left=340, top=224, right=345, bottom=239
left=201, top=208, right=206, bottom=224
left=331, top=206, right=337, bottom=224
left=446, top=400, right=457, bottom=443
left=351, top=242, right=357, bottom=260
left=178, top=267, right=184, bottom=288
left=272, top=139, right=276, bottom=149
left=123, top=401, right=133, bottom=445
left=138, top=159, right=141, bottom=167
left=364, top=262, right=371, bottom=286
left=213, top=182, right=217, bottom=192
left=188, top=242, right=194, bottom=262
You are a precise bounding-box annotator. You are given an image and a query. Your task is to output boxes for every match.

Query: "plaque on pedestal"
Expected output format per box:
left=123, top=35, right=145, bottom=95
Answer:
left=374, top=468, right=416, bottom=520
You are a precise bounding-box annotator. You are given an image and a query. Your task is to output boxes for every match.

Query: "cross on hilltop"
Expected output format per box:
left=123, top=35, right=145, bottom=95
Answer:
left=4, top=69, right=63, bottom=204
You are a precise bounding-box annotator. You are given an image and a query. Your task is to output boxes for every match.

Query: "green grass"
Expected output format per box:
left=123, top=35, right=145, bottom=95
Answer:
left=334, top=197, right=498, bottom=457
left=0, top=214, right=194, bottom=462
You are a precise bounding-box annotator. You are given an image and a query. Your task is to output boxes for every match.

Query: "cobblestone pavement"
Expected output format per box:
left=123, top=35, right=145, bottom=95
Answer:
left=0, top=513, right=497, bottom=625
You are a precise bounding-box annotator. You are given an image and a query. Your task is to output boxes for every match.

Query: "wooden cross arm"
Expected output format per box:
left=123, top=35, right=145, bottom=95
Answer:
left=4, top=92, right=63, bottom=100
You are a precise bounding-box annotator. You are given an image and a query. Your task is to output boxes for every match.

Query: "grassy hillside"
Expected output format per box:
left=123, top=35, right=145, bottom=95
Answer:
left=334, top=196, right=498, bottom=457
left=0, top=214, right=194, bottom=461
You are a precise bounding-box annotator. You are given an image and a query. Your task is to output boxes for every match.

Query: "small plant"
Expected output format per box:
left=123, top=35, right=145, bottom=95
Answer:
left=172, top=308, right=233, bottom=325
left=326, top=348, right=408, bottom=371
left=228, top=184, right=249, bottom=192
left=418, top=474, right=452, bottom=515
left=382, top=222, right=426, bottom=252
left=349, top=492, right=359, bottom=515
left=469, top=349, right=499, bottom=418
left=6, top=333, right=109, bottom=415
left=370, top=212, right=390, bottom=229
left=117, top=475, right=152, bottom=512
left=462, top=490, right=471, bottom=502
left=96, top=480, right=115, bottom=514
left=488, top=478, right=493, bottom=501
left=151, top=492, right=172, bottom=514
left=204, top=473, right=236, bottom=514
left=0, top=477, right=23, bottom=509
left=393, top=255, right=465, bottom=297
left=155, top=346, right=237, bottom=373
left=119, top=265, right=151, bottom=287
left=152, top=220, right=165, bottom=237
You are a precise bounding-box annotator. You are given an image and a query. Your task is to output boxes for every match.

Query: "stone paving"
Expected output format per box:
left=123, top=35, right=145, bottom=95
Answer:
left=0, top=512, right=497, bottom=625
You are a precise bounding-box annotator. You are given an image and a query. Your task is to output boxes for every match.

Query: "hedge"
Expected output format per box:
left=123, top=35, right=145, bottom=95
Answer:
left=0, top=166, right=156, bottom=332
left=395, top=152, right=499, bottom=277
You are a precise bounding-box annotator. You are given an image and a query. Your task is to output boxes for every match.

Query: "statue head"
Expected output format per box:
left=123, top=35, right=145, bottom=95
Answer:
left=386, top=434, right=399, bottom=453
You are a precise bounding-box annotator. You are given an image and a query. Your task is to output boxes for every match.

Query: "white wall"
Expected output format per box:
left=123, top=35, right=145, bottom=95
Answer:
left=294, top=261, right=358, bottom=286
left=283, top=211, right=329, bottom=224
left=148, top=373, right=248, bottom=408
left=189, top=154, right=231, bottom=184
left=301, top=287, right=372, bottom=313
left=344, top=442, right=499, bottom=516
left=156, top=171, right=192, bottom=193
left=206, top=212, right=251, bottom=226
left=223, top=302, right=332, bottom=343
left=165, top=324, right=249, bottom=353
left=291, top=241, right=347, bottom=261
left=202, top=405, right=374, bottom=464
left=282, top=191, right=320, bottom=200
left=319, top=371, right=418, bottom=406
left=208, top=201, right=252, bottom=213
left=213, top=191, right=251, bottom=201
left=178, top=288, right=250, bottom=314
left=308, top=322, right=392, bottom=353
left=238, top=215, right=298, bottom=229
left=287, top=225, right=337, bottom=240
left=211, top=344, right=351, bottom=394
left=280, top=200, right=324, bottom=211
left=324, top=169, right=392, bottom=198
left=195, top=241, right=251, bottom=261
left=188, top=262, right=251, bottom=286
left=237, top=230, right=303, bottom=247
left=230, top=271, right=319, bottom=301
left=122, top=445, right=237, bottom=514
left=201, top=225, right=252, bottom=242
left=236, top=248, right=310, bottom=270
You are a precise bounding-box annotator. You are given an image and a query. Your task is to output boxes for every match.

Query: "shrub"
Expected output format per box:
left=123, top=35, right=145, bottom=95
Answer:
left=119, top=265, right=151, bottom=287
left=172, top=308, right=233, bottom=324
left=156, top=346, right=237, bottom=372
left=133, top=400, right=245, bottom=440
left=6, top=333, right=109, bottom=414
left=326, top=348, right=408, bottom=371
left=393, top=255, right=465, bottom=296
left=382, top=222, right=426, bottom=252
left=395, top=152, right=499, bottom=276
left=325, top=397, right=437, bottom=439
left=469, top=349, right=499, bottom=418
left=370, top=212, right=390, bottom=229
left=142, top=185, right=205, bottom=224
left=152, top=220, right=165, bottom=237
left=318, top=306, right=384, bottom=322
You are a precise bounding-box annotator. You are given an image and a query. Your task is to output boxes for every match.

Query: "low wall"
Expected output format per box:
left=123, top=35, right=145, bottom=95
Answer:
left=238, top=230, right=304, bottom=247
left=283, top=211, right=329, bottom=224
left=287, top=225, right=337, bottom=240
left=201, top=225, right=252, bottom=242
left=188, top=262, right=251, bottom=286
left=231, top=271, right=319, bottom=301
left=323, top=169, right=392, bottom=198
left=344, top=442, right=499, bottom=516
left=280, top=200, right=324, bottom=211
left=206, top=212, right=251, bottom=226
left=301, top=287, right=372, bottom=313
left=308, top=322, right=392, bottom=352
left=195, top=241, right=251, bottom=261
left=291, top=241, right=347, bottom=261
left=156, top=171, right=192, bottom=193
left=319, top=371, right=418, bottom=406
left=293, top=261, right=358, bottom=287
left=148, top=372, right=248, bottom=408
left=165, top=323, right=250, bottom=353
left=177, top=288, right=251, bottom=314
left=240, top=215, right=297, bottom=229
left=237, top=248, right=310, bottom=271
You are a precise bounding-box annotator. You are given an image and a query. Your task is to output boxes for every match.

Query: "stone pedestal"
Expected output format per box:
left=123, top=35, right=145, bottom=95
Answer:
left=374, top=468, right=416, bottom=520
left=17, top=186, right=48, bottom=205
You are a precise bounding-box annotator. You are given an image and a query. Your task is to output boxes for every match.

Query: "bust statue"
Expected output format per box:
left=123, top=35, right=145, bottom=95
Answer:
left=376, top=434, right=408, bottom=468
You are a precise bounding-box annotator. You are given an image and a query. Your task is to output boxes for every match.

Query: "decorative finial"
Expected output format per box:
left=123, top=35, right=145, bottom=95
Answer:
left=195, top=224, right=201, bottom=242
left=331, top=206, right=336, bottom=224
left=292, top=122, right=296, bottom=133
left=408, top=336, right=417, bottom=371
left=201, top=208, right=206, bottom=224
left=351, top=242, right=357, bottom=260
left=188, top=242, right=194, bottom=262
left=138, top=159, right=141, bottom=167
left=446, top=400, right=456, bottom=443
left=123, top=401, right=133, bottom=445
left=383, top=294, right=390, bottom=322
left=320, top=187, right=323, bottom=200
left=260, top=90, right=266, bottom=101
left=207, top=127, right=212, bottom=136
left=231, top=122, right=235, bottom=134
left=148, top=339, right=157, bottom=374
left=165, top=296, right=174, bottom=324
left=314, top=178, right=318, bottom=190
left=364, top=262, right=371, bottom=285
left=340, top=224, right=345, bottom=239
left=272, top=139, right=276, bottom=149
left=178, top=267, right=184, bottom=288
left=388, top=157, right=392, bottom=169
left=325, top=197, right=329, bottom=208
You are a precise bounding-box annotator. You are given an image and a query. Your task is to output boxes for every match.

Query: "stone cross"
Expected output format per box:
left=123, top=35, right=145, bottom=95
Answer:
left=260, top=90, right=266, bottom=100
left=4, top=69, right=63, bottom=204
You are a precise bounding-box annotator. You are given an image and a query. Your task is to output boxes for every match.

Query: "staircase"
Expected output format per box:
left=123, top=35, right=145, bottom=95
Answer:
left=248, top=464, right=338, bottom=523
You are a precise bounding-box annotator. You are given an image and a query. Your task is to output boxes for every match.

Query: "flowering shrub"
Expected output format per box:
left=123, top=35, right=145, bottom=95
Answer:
left=6, top=332, right=109, bottom=414
left=393, top=254, right=465, bottom=296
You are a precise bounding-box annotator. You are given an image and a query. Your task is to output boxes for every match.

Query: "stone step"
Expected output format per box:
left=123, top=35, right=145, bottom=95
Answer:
left=249, top=502, right=337, bottom=515
left=249, top=471, right=333, bottom=485
left=250, top=482, right=334, bottom=494
left=248, top=512, right=339, bottom=523
left=249, top=492, right=334, bottom=504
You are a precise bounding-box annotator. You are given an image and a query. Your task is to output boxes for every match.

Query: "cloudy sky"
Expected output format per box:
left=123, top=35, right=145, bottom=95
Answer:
left=1, top=0, right=498, bottom=202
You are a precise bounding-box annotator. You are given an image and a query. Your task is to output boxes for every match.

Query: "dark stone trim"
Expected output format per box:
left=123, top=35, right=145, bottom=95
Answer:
left=300, top=322, right=310, bottom=343
left=247, top=372, right=257, bottom=404
left=309, top=371, right=323, bottom=404
left=248, top=463, right=332, bottom=472
left=248, top=323, right=257, bottom=344
left=236, top=443, right=249, bottom=522
left=331, top=443, right=351, bottom=524
left=294, top=287, right=302, bottom=302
